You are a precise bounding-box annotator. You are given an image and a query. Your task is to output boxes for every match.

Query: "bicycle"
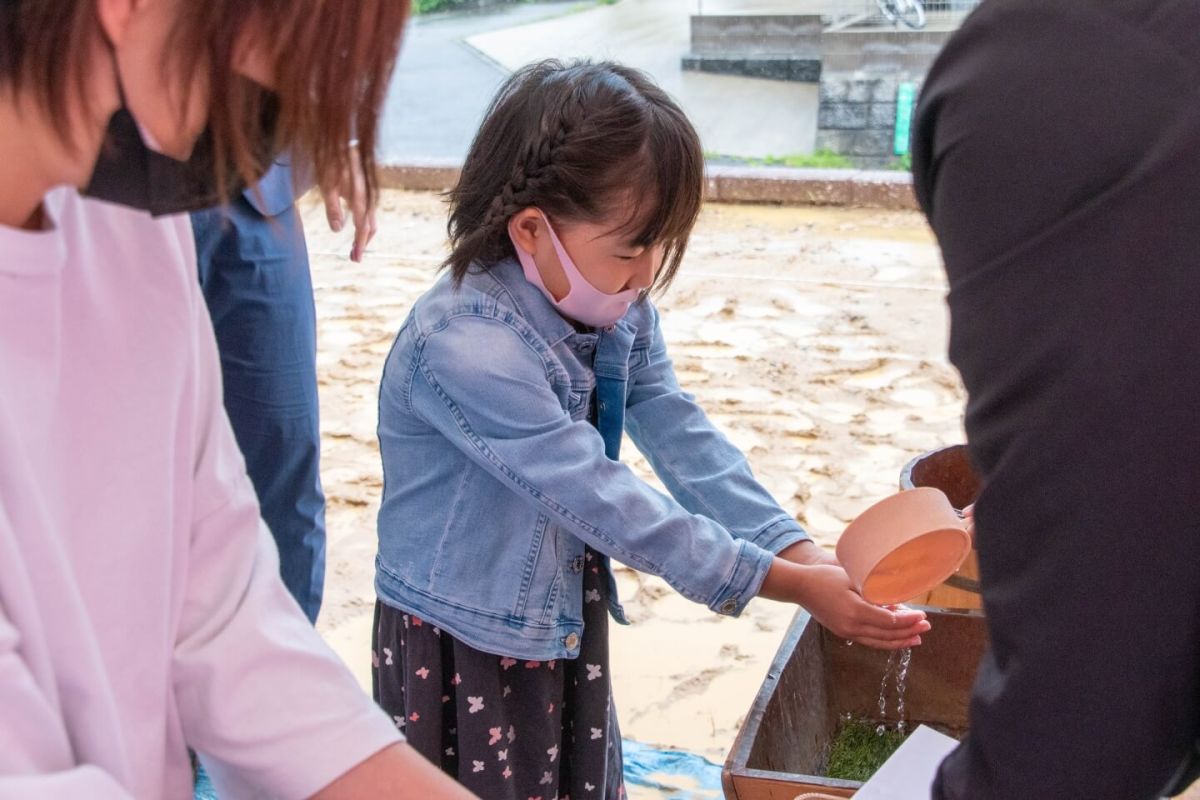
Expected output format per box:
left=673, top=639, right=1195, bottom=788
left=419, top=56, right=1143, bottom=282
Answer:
left=876, top=0, right=926, bottom=29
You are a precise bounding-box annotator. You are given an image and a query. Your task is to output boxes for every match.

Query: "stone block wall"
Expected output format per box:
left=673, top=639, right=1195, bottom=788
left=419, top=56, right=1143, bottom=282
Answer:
left=816, top=72, right=924, bottom=169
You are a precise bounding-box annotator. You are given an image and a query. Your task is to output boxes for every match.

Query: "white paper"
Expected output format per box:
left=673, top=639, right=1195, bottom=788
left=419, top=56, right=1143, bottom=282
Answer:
left=850, top=724, right=959, bottom=800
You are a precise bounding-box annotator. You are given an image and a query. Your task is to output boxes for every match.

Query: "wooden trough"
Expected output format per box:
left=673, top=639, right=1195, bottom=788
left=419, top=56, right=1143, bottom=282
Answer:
left=724, top=445, right=988, bottom=798
left=722, top=608, right=987, bottom=798
left=901, top=445, right=983, bottom=612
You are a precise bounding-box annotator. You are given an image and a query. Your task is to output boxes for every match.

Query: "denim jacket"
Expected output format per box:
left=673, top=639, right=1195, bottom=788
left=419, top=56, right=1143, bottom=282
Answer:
left=375, top=257, right=809, bottom=660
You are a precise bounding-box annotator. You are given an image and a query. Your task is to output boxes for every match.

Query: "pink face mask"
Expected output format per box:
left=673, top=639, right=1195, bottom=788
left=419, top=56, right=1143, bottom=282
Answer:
left=509, top=212, right=640, bottom=329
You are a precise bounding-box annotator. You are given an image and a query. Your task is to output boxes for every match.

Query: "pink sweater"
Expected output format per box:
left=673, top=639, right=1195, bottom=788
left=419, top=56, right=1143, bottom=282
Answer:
left=0, top=189, right=400, bottom=798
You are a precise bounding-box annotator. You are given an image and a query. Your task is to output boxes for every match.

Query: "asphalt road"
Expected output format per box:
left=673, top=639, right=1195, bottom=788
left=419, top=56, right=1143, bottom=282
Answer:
left=379, top=2, right=583, bottom=162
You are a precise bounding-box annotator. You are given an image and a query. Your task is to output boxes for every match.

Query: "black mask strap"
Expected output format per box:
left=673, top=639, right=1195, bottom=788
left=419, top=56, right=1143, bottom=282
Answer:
left=82, top=45, right=280, bottom=216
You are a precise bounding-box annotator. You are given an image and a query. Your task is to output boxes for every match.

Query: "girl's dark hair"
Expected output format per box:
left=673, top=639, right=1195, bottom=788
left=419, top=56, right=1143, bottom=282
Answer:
left=445, top=60, right=704, bottom=293
left=0, top=0, right=408, bottom=206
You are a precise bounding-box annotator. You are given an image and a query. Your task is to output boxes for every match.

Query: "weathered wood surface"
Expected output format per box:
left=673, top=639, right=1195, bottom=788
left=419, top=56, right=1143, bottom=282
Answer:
left=724, top=609, right=988, bottom=799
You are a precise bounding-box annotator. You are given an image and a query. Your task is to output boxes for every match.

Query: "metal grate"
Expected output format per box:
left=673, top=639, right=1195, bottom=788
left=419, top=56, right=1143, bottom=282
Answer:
left=824, top=0, right=982, bottom=31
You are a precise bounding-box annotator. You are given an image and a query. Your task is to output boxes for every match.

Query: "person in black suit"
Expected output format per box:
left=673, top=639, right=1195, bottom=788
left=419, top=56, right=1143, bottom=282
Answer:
left=913, top=1, right=1200, bottom=797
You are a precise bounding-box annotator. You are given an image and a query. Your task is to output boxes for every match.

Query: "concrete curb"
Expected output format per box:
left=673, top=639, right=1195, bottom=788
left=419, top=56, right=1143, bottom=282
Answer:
left=378, top=160, right=919, bottom=211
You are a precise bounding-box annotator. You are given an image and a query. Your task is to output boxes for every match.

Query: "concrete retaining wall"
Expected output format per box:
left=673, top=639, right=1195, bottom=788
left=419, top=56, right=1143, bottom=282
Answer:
left=378, top=161, right=918, bottom=211
left=690, top=14, right=823, bottom=57
left=680, top=15, right=952, bottom=167
left=683, top=15, right=823, bottom=83
left=816, top=29, right=946, bottom=168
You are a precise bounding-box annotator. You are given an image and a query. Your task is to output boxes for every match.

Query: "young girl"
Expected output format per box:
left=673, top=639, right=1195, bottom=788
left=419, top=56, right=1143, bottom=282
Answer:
left=374, top=60, right=929, bottom=799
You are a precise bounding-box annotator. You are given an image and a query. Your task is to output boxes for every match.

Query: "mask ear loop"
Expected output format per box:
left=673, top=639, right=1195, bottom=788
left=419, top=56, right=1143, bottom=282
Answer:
left=100, top=31, right=131, bottom=109
left=93, top=40, right=132, bottom=162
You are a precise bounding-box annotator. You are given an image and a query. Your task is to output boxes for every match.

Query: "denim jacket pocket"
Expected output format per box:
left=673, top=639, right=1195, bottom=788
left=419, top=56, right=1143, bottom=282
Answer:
left=567, top=389, right=591, bottom=419
left=515, top=513, right=566, bottom=624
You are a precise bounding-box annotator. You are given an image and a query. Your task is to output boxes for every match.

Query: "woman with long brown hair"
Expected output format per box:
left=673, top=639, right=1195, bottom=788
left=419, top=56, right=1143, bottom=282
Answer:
left=0, top=1, right=472, bottom=796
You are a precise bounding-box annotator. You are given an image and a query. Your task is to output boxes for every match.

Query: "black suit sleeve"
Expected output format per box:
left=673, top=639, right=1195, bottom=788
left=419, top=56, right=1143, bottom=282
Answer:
left=912, top=2, right=1200, bottom=798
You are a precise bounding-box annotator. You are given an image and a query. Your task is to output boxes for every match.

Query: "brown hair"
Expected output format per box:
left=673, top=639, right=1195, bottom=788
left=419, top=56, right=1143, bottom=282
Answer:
left=445, top=60, right=704, bottom=294
left=0, top=0, right=409, bottom=205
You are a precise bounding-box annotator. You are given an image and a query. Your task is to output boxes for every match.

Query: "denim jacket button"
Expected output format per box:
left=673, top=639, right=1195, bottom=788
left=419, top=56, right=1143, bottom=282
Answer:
left=570, top=556, right=585, bottom=574
left=718, top=598, right=738, bottom=615
left=564, top=632, right=580, bottom=650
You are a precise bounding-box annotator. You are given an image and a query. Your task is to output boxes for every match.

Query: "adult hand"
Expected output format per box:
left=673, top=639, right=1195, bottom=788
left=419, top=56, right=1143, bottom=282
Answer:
left=961, top=503, right=975, bottom=543
left=322, top=143, right=376, bottom=263
left=759, top=559, right=930, bottom=650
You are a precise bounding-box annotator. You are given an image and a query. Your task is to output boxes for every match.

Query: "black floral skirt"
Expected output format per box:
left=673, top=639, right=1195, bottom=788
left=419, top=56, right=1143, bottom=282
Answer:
left=372, top=549, right=625, bottom=800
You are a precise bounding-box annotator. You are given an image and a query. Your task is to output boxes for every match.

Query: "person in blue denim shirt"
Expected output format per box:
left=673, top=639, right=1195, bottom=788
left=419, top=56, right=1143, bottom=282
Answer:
left=192, top=159, right=376, bottom=624
left=192, top=162, right=326, bottom=623
left=372, top=61, right=930, bottom=800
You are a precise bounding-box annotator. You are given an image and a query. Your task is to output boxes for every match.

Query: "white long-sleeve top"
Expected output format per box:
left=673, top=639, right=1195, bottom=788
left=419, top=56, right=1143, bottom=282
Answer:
left=0, top=189, right=401, bottom=798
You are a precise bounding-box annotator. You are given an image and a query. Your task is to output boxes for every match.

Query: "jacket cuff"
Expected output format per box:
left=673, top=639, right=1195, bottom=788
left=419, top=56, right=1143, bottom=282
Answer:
left=752, top=518, right=811, bottom=554
left=708, top=539, right=775, bottom=618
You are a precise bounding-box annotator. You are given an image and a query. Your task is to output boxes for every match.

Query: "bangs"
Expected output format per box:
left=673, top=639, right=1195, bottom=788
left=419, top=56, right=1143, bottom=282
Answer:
left=603, top=101, right=704, bottom=295
left=444, top=60, right=703, bottom=288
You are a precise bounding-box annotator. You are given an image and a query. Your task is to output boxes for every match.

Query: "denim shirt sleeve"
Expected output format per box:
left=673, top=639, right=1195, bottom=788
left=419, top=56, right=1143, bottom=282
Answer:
left=624, top=308, right=811, bottom=555
left=404, top=313, right=775, bottom=616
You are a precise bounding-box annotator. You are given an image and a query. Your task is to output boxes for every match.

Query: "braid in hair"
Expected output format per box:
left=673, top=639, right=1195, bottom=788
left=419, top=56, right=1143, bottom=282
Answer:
left=480, top=88, right=585, bottom=233
left=445, top=69, right=590, bottom=284
left=442, top=59, right=703, bottom=293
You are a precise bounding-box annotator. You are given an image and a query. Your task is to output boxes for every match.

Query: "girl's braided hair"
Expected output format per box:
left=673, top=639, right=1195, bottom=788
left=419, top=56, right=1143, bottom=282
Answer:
left=444, top=60, right=704, bottom=293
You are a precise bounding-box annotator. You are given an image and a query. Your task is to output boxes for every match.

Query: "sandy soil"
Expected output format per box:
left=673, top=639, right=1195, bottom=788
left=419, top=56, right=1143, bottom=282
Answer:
left=301, top=190, right=968, bottom=793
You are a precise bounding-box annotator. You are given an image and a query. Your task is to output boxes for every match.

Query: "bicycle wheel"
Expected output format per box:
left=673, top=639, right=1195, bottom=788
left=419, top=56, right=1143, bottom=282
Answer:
left=875, top=0, right=900, bottom=24
left=896, top=0, right=926, bottom=28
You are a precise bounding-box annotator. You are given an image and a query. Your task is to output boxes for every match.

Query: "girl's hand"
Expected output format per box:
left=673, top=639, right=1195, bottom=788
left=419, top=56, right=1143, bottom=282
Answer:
left=962, top=503, right=976, bottom=543
left=776, top=539, right=839, bottom=567
left=759, top=559, right=930, bottom=650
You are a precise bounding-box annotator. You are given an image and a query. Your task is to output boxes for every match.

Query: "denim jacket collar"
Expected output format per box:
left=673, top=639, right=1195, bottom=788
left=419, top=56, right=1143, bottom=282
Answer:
left=469, top=256, right=639, bottom=348
left=470, top=257, right=578, bottom=347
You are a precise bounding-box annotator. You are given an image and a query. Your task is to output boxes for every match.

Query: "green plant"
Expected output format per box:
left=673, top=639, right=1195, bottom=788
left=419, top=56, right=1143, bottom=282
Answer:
left=703, top=150, right=855, bottom=169
left=825, top=720, right=908, bottom=782
left=413, top=0, right=610, bottom=13
left=887, top=152, right=913, bottom=172
left=412, top=0, right=464, bottom=14
left=762, top=150, right=854, bottom=169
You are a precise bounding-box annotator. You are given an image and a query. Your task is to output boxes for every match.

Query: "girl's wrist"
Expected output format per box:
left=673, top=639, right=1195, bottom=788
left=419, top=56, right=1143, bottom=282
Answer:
left=758, top=557, right=812, bottom=606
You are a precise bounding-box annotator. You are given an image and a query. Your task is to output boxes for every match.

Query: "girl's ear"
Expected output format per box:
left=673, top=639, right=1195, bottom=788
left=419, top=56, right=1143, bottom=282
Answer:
left=96, top=0, right=140, bottom=47
left=507, top=207, right=542, bottom=255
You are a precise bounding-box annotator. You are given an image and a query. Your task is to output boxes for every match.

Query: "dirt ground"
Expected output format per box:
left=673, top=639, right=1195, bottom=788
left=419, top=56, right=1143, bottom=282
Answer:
left=301, top=189, right=969, bottom=793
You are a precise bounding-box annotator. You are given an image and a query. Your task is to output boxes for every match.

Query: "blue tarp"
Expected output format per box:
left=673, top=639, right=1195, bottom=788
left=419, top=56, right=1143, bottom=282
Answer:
left=621, top=738, right=725, bottom=798
left=195, top=739, right=723, bottom=799
left=193, top=766, right=216, bottom=800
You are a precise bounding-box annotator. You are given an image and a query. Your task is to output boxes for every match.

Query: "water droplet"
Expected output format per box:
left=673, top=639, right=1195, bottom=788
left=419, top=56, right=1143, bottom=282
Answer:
left=878, top=650, right=898, bottom=724
left=895, top=647, right=913, bottom=733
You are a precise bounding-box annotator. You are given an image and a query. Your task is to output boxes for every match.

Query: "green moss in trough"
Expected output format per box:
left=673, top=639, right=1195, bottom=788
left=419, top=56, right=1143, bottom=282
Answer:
left=825, top=720, right=909, bottom=782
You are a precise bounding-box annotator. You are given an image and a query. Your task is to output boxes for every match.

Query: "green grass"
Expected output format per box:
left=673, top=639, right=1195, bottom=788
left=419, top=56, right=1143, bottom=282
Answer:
left=704, top=149, right=855, bottom=170
left=824, top=720, right=909, bottom=783
left=413, top=0, right=615, bottom=14
left=760, top=150, right=855, bottom=169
